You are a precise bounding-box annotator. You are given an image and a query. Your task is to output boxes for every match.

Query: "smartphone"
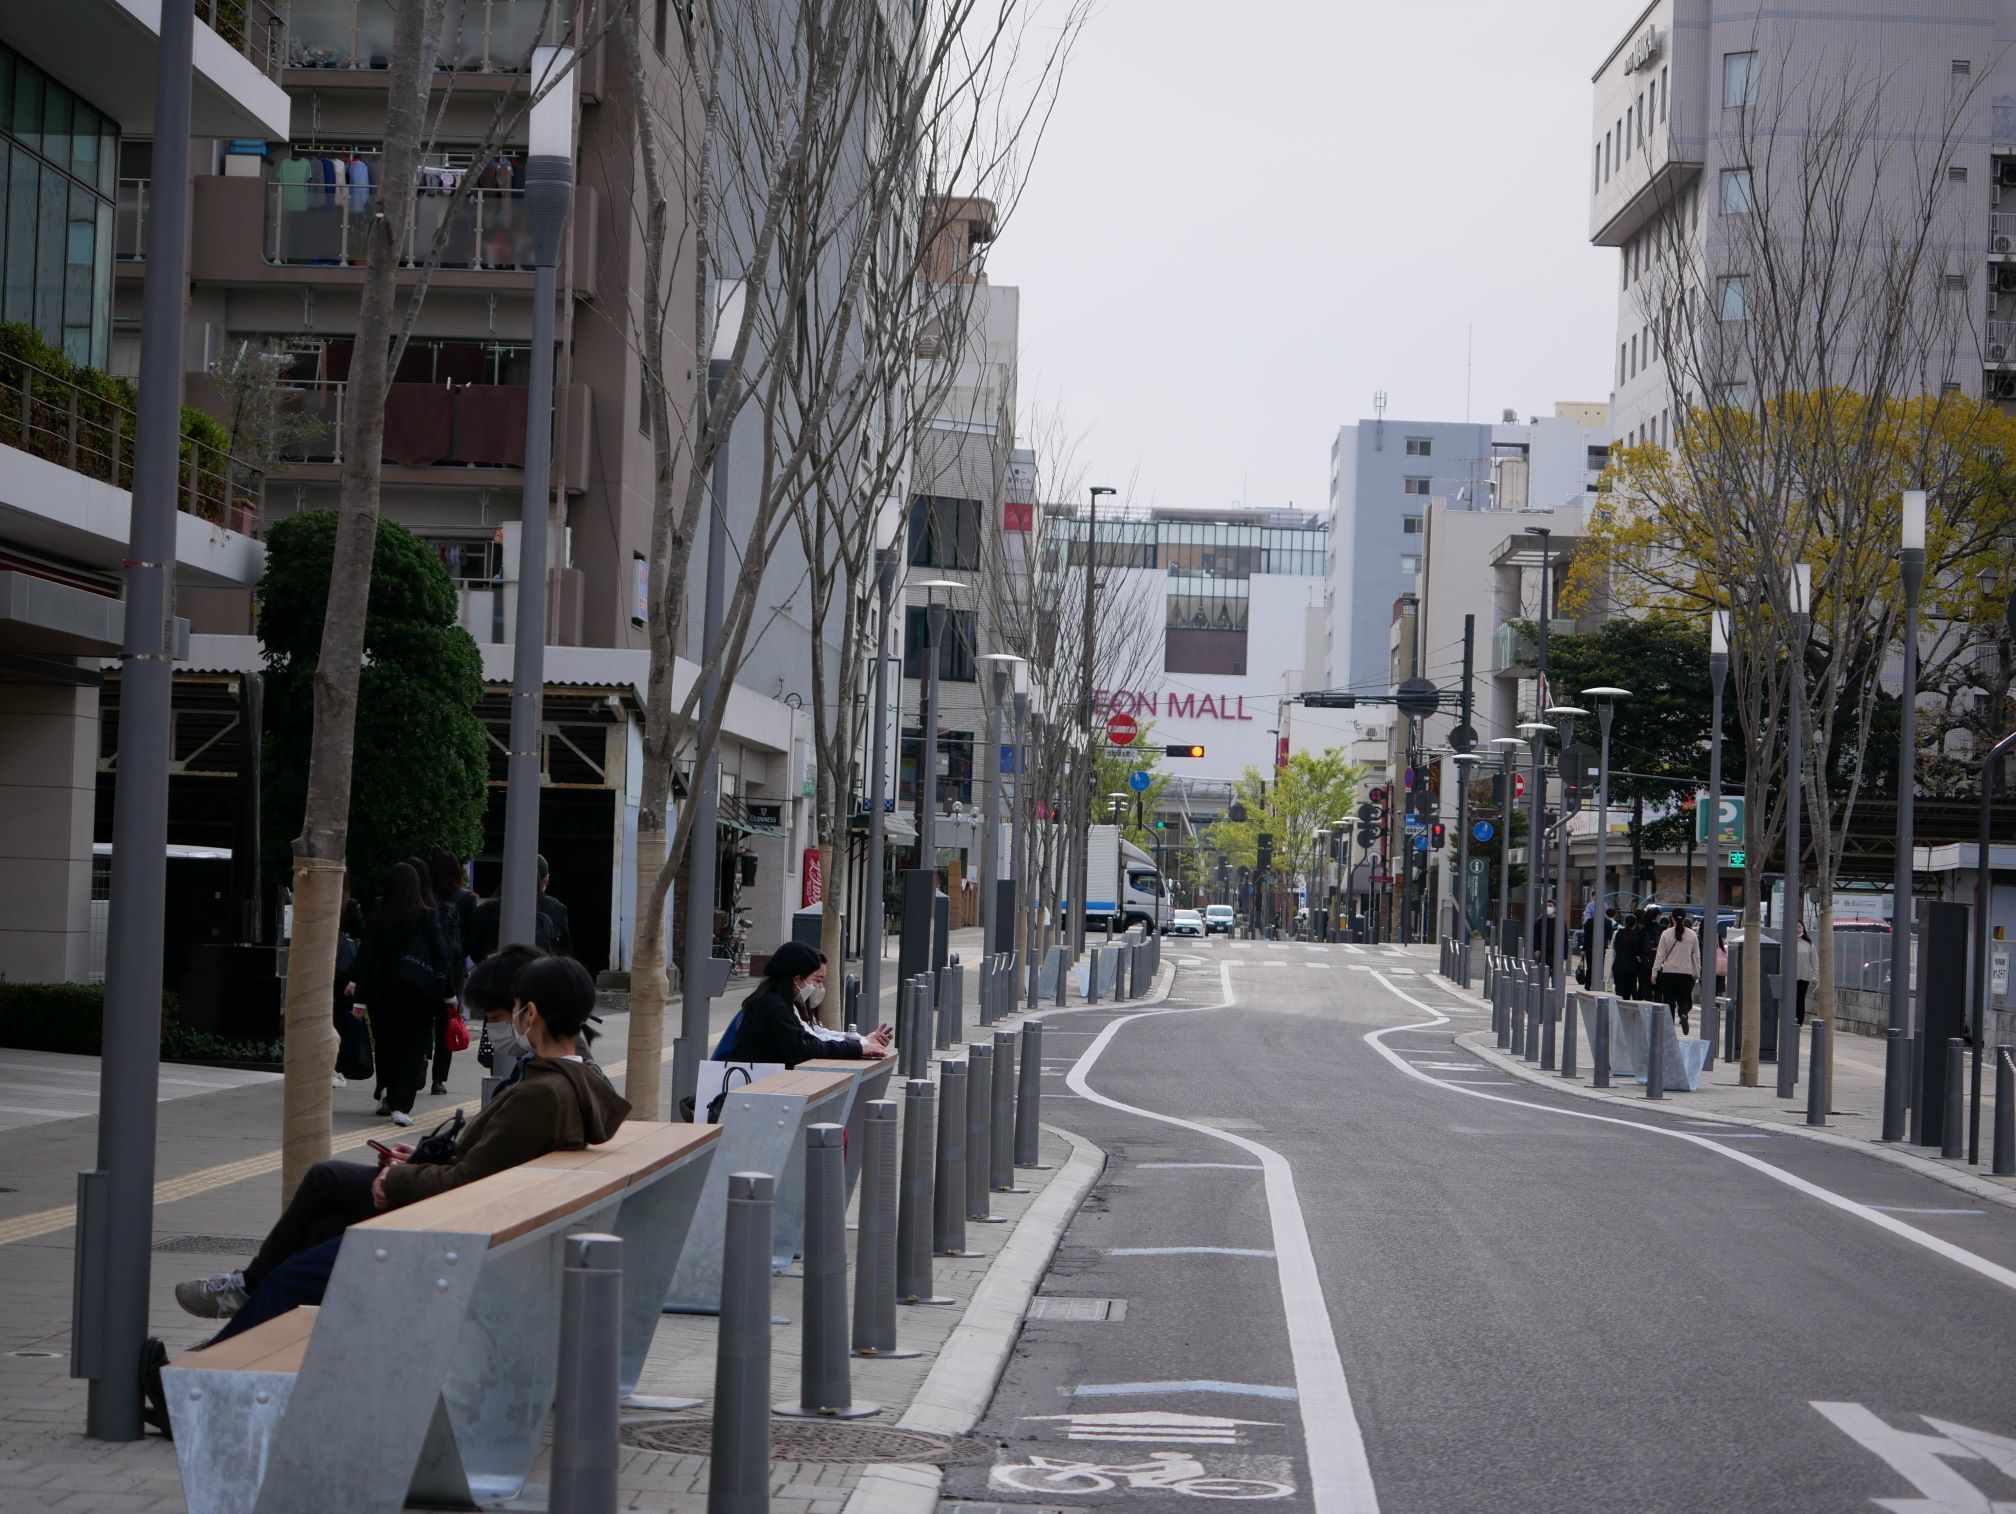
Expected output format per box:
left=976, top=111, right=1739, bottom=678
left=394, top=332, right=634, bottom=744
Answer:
left=367, top=1139, right=394, bottom=1163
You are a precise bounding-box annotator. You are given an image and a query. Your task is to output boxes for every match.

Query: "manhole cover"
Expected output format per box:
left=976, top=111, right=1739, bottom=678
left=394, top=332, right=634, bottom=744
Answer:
left=621, top=1419, right=993, bottom=1465
left=1027, top=1296, right=1125, bottom=1322
left=151, top=1235, right=261, bottom=1255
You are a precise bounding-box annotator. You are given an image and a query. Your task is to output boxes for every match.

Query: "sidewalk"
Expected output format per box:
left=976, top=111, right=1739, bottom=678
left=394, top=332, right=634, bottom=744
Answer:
left=1435, top=952, right=2016, bottom=1210
left=0, top=939, right=1150, bottom=1514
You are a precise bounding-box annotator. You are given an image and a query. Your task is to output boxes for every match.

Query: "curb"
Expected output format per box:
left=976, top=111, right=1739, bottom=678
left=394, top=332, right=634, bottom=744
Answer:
left=1436, top=977, right=2016, bottom=1214
left=840, top=1122, right=1108, bottom=1514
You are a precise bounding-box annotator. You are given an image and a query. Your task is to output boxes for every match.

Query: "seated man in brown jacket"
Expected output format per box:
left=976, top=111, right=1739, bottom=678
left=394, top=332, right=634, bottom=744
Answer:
left=143, top=952, right=626, bottom=1436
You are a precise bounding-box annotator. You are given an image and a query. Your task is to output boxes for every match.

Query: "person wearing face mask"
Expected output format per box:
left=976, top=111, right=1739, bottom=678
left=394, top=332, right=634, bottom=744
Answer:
left=165, top=954, right=627, bottom=1341
left=717, top=940, right=891, bottom=1068
left=1532, top=899, right=1560, bottom=966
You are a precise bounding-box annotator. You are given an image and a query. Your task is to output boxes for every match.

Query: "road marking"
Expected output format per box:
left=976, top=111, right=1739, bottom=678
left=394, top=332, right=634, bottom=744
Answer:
left=1364, top=972, right=2016, bottom=1299
left=1138, top=1162, right=1266, bottom=1171
left=1344, top=945, right=1365, bottom=954
left=1695, top=1133, right=1771, bottom=1139
left=1437, top=1079, right=1518, bottom=1086
left=1026, top=1411, right=1280, bottom=1446
left=990, top=1450, right=1296, bottom=1499
left=1815, top=1401, right=2016, bottom=1510
left=1075, top=1380, right=1300, bottom=1401
left=1108, top=1246, right=1276, bottom=1259
left=1065, top=963, right=1380, bottom=1512
left=1868, top=1205, right=1986, bottom=1215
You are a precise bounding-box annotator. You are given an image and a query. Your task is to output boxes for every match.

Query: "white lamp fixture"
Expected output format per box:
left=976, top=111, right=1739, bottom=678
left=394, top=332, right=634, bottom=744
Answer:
left=1901, top=490, right=1927, bottom=552
left=1515, top=722, right=1553, bottom=735
left=1790, top=562, right=1812, bottom=616
left=711, top=277, right=747, bottom=366
left=1711, top=610, right=1730, bottom=656
left=529, top=46, right=576, bottom=159
left=1543, top=705, right=1589, bottom=719
left=1581, top=686, right=1632, bottom=700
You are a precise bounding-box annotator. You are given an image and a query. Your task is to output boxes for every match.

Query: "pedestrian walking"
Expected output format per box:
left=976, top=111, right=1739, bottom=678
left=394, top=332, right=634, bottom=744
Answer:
left=1794, top=920, right=1817, bottom=1025
left=1651, top=911, right=1700, bottom=1035
left=1532, top=901, right=1559, bottom=966
left=1611, top=909, right=1646, bottom=1001
left=427, top=851, right=477, bottom=1094
left=347, top=863, right=454, bottom=1124
left=536, top=852, right=573, bottom=958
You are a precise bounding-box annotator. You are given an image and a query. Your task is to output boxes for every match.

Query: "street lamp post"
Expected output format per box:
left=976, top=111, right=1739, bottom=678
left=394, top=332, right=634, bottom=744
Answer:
left=1583, top=689, right=1630, bottom=1012
left=1453, top=754, right=1483, bottom=978
left=1518, top=721, right=1552, bottom=964
left=979, top=653, right=1026, bottom=958
left=1489, top=737, right=1523, bottom=950
left=859, top=551, right=898, bottom=1032
left=1075, top=486, right=1117, bottom=957
left=1778, top=564, right=1811, bottom=1101
left=501, top=47, right=577, bottom=947
left=1884, top=495, right=1926, bottom=1142
left=1703, top=612, right=1729, bottom=1065
left=902, top=579, right=966, bottom=993
left=1544, top=705, right=1589, bottom=1055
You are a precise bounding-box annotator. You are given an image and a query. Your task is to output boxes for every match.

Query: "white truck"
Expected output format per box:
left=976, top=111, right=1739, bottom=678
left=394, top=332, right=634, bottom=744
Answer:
left=1085, top=825, right=1171, bottom=934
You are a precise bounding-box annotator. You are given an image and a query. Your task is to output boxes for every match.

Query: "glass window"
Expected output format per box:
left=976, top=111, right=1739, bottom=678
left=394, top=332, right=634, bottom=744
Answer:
left=4, top=149, right=33, bottom=324
left=35, top=164, right=63, bottom=338
left=1400, top=555, right=1421, bottom=575
left=1402, top=515, right=1423, bottom=534
left=1720, top=168, right=1754, bottom=213
left=1660, top=65, right=1668, bottom=123
left=1402, top=477, right=1430, bottom=496
left=10, top=63, right=39, bottom=153
left=1718, top=274, right=1749, bottom=321
left=62, top=180, right=92, bottom=363
left=40, top=78, right=69, bottom=170
left=1405, top=436, right=1431, bottom=456
left=70, top=101, right=97, bottom=186
left=1716, top=383, right=1750, bottom=408
left=907, top=494, right=982, bottom=570
left=0, top=48, right=117, bottom=361
left=1724, top=51, right=1758, bottom=109
left=903, top=606, right=976, bottom=681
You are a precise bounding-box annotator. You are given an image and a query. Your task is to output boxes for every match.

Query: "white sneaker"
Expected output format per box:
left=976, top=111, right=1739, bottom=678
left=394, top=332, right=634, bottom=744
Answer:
left=174, top=1271, right=249, bottom=1320
left=330, top=1072, right=347, bottom=1088
left=390, top=1111, right=414, bottom=1127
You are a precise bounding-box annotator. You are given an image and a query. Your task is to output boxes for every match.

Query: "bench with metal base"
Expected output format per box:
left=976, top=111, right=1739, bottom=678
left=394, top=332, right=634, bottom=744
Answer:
left=162, top=1121, right=720, bottom=1514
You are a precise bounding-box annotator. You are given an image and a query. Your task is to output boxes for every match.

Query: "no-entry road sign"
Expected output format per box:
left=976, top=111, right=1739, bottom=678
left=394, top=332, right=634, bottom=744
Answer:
left=1106, top=712, right=1138, bottom=746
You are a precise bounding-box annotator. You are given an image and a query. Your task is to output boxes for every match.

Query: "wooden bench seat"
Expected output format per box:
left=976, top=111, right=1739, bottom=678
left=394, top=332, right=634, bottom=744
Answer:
left=528, top=1119, right=719, bottom=1180
left=177, top=1306, right=319, bottom=1377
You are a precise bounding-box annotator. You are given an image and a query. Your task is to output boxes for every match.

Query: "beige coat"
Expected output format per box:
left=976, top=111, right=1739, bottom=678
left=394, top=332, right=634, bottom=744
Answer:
left=1651, top=925, right=1702, bottom=979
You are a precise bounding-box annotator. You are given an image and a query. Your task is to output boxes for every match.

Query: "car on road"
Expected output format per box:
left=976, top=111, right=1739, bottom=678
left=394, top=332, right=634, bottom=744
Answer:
left=1203, top=904, right=1234, bottom=934
left=1166, top=909, right=1206, bottom=938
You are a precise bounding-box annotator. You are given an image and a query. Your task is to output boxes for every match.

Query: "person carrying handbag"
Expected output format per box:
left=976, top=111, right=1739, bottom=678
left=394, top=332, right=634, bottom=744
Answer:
left=1651, top=911, right=1701, bottom=1036
left=348, top=862, right=453, bottom=1124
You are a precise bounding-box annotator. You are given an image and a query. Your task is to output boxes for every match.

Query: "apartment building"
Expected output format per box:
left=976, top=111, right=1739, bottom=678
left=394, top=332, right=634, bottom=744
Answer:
left=1591, top=0, right=2011, bottom=445
left=0, top=4, right=288, bottom=983
left=1324, top=404, right=1609, bottom=702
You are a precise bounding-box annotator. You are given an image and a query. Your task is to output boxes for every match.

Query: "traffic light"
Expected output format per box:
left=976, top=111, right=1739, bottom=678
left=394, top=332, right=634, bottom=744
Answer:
left=1728, top=851, right=1747, bottom=868
left=1165, top=743, right=1205, bottom=758
left=1431, top=822, right=1446, bottom=848
left=1154, top=819, right=1167, bottom=830
left=1368, top=785, right=1388, bottom=805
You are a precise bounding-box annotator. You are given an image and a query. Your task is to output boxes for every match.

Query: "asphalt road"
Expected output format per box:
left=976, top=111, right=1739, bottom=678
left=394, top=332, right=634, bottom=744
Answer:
left=945, top=939, right=2016, bottom=1512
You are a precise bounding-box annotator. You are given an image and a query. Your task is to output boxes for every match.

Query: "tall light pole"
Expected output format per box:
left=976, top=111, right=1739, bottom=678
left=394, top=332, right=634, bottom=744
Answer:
left=84, top=0, right=193, bottom=1440
left=859, top=551, right=898, bottom=1027
left=1518, top=721, right=1553, bottom=962
left=1075, top=486, right=1116, bottom=956
left=672, top=275, right=745, bottom=1119
left=1885, top=493, right=1926, bottom=1141
left=1778, top=563, right=1811, bottom=1100
left=501, top=46, right=577, bottom=946
left=1545, top=705, right=1588, bottom=1037
left=1489, top=737, right=1523, bottom=949
left=1584, top=689, right=1630, bottom=1005
left=905, top=578, right=966, bottom=987
left=1704, top=612, right=1729, bottom=1063
left=979, top=653, right=1026, bottom=958
left=1452, top=753, right=1482, bottom=971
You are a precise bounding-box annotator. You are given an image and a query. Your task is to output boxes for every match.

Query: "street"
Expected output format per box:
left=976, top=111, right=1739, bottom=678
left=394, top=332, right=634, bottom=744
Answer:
left=952, top=942, right=2016, bottom=1512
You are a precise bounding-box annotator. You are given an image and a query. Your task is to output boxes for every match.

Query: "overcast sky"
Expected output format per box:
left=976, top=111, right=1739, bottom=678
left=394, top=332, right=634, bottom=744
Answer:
left=1002, top=0, right=1628, bottom=514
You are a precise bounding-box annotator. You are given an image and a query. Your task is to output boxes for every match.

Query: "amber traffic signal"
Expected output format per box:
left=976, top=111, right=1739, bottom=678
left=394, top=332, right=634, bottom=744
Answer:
left=1164, top=743, right=1205, bottom=758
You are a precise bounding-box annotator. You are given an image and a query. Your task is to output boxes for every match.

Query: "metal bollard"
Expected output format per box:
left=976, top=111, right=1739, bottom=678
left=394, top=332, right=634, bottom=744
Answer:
left=850, top=1100, right=918, bottom=1358
left=551, top=1232, right=622, bottom=1514
left=1646, top=1003, right=1666, bottom=1101
left=1882, top=1026, right=1909, bottom=1144
left=1507, top=970, right=1523, bottom=1052
left=1592, top=994, right=1612, bottom=1089
left=779, top=1124, right=879, bottom=1418
left=991, top=1029, right=1025, bottom=1193
left=932, top=1062, right=981, bottom=1257
left=1523, top=969, right=1542, bottom=1062
left=1540, top=980, right=1558, bottom=1071
left=1943, top=1039, right=1965, bottom=1159
left=1015, top=1018, right=1049, bottom=1168
left=1993, top=1047, right=2014, bottom=1178
left=934, top=968, right=952, bottom=1051
left=1053, top=947, right=1070, bottom=1006
left=1086, top=945, right=1102, bottom=1005
left=1560, top=989, right=1578, bottom=1079
left=895, top=1079, right=952, bottom=1306
left=951, top=959, right=966, bottom=1045
left=708, top=1173, right=774, bottom=1514
left=1805, top=1018, right=1828, bottom=1126
left=1701, top=995, right=1719, bottom=1073
left=1493, top=965, right=1509, bottom=1047
left=967, top=1042, right=1003, bottom=1223
left=844, top=973, right=861, bottom=1036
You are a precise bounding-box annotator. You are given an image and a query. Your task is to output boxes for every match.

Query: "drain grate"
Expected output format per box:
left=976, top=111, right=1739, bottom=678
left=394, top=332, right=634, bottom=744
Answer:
left=621, top=1419, right=994, bottom=1465
left=151, top=1235, right=261, bottom=1255
left=1026, top=1296, right=1125, bottom=1322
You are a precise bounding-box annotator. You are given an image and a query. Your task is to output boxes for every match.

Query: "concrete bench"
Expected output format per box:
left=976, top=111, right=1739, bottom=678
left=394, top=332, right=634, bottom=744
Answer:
left=662, top=1064, right=860, bottom=1312
left=164, top=1119, right=721, bottom=1514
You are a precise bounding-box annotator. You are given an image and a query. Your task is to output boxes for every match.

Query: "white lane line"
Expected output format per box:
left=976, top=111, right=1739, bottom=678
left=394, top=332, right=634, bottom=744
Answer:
left=1075, top=1380, right=1299, bottom=1401
left=1363, top=972, right=2016, bottom=1298
left=1108, top=1246, right=1277, bottom=1259
left=1868, top=1206, right=1986, bottom=1215
left=1344, top=945, right=1366, bottom=954
left=1138, top=1162, right=1266, bottom=1171
left=1066, top=962, right=1379, bottom=1512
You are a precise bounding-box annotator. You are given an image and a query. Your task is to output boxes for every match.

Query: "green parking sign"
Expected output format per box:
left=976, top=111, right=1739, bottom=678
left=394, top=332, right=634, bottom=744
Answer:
left=1696, top=795, right=1744, bottom=846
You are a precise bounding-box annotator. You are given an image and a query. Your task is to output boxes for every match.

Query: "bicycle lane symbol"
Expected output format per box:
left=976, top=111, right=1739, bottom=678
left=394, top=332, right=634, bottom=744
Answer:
left=991, top=1413, right=1298, bottom=1501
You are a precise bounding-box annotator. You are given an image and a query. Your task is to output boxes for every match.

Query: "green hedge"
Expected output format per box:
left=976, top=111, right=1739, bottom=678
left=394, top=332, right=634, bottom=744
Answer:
left=0, top=982, right=281, bottom=1065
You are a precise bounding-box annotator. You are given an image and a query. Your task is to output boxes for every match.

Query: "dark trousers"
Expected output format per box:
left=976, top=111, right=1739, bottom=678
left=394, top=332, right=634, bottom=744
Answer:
left=1658, top=972, right=1696, bottom=1032
left=1795, top=980, right=1810, bottom=1025
left=432, top=1001, right=454, bottom=1086
left=374, top=999, right=432, bottom=1114
left=1614, top=965, right=1641, bottom=1002
left=243, top=1159, right=377, bottom=1292
left=217, top=1236, right=344, bottom=1344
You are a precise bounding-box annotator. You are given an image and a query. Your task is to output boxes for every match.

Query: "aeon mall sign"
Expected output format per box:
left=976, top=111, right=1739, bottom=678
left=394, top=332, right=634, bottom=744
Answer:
left=1092, top=689, right=1256, bottom=722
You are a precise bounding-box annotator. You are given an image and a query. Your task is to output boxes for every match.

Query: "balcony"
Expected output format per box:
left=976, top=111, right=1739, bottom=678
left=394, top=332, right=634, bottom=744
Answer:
left=0, top=349, right=264, bottom=590
left=1993, top=214, right=2016, bottom=260
left=286, top=0, right=572, bottom=75
left=1989, top=321, right=2016, bottom=368
left=264, top=378, right=592, bottom=491
left=181, top=175, right=600, bottom=297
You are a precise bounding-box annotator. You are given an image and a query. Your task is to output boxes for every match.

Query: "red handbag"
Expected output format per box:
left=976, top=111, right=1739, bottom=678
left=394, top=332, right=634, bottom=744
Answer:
left=445, top=1013, right=471, bottom=1053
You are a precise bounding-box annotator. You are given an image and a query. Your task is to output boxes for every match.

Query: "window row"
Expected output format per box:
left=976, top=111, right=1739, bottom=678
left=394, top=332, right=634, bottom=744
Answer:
left=902, top=605, right=978, bottom=682
left=1594, top=62, right=1670, bottom=192
left=908, top=494, right=984, bottom=571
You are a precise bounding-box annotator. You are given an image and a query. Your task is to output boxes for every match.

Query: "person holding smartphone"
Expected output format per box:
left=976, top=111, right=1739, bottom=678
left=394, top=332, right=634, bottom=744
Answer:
left=718, top=941, right=891, bottom=1068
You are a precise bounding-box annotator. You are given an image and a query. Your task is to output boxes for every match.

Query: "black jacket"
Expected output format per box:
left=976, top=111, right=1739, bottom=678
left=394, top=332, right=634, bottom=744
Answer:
left=468, top=892, right=570, bottom=960
left=720, top=984, right=864, bottom=1069
left=351, top=911, right=452, bottom=1012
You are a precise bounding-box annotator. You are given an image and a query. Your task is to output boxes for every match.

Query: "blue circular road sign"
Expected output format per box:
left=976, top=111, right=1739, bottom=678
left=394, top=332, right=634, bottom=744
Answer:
left=1412, top=832, right=1430, bottom=852
left=1128, top=770, right=1152, bottom=793
left=1472, top=820, right=1495, bottom=843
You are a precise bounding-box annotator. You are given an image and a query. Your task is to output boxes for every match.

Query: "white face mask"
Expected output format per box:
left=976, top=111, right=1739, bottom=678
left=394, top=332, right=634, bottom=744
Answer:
left=798, top=981, right=826, bottom=1012
left=501, top=1003, right=533, bottom=1057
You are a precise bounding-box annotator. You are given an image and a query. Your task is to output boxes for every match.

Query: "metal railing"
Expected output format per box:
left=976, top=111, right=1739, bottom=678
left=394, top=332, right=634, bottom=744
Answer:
left=283, top=0, right=564, bottom=73
left=115, top=180, right=150, bottom=262
left=1988, top=319, right=2016, bottom=364
left=1993, top=212, right=2016, bottom=254
left=275, top=378, right=538, bottom=468
left=266, top=181, right=536, bottom=270
left=0, top=349, right=263, bottom=537
left=204, top=0, right=289, bottom=81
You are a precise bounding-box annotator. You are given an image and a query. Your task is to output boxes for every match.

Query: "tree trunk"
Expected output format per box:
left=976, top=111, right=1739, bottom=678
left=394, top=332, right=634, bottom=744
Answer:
left=278, top=0, right=441, bottom=1199
left=627, top=828, right=671, bottom=1118
left=1816, top=903, right=1836, bottom=1114
left=818, top=840, right=844, bottom=1027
